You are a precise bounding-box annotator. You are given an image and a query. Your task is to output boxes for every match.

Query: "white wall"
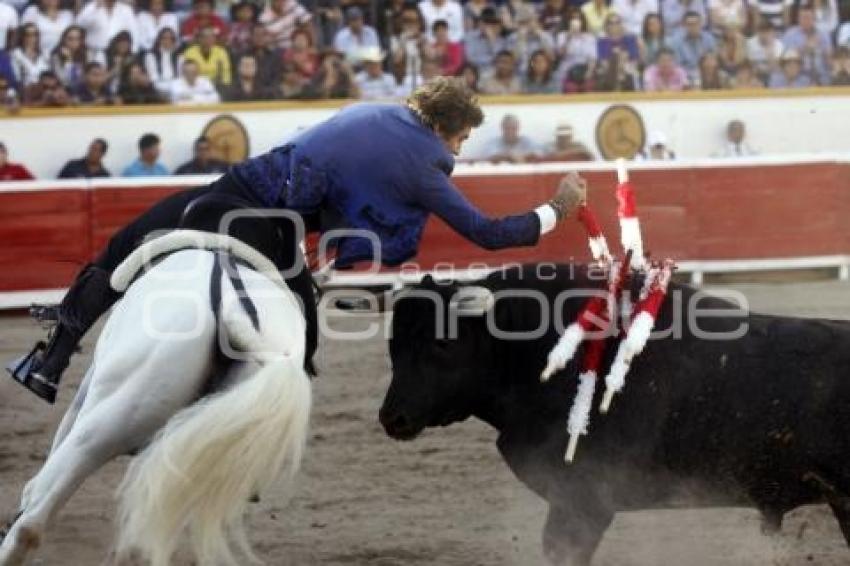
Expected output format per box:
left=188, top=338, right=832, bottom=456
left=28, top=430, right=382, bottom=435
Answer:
left=1, top=92, right=849, bottom=179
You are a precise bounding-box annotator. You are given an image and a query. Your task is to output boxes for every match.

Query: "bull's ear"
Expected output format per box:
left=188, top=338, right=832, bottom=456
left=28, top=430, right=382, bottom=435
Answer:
left=452, top=286, right=494, bottom=316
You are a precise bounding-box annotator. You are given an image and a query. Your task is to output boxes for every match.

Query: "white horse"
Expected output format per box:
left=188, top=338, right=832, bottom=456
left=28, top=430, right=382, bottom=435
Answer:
left=0, top=230, right=312, bottom=566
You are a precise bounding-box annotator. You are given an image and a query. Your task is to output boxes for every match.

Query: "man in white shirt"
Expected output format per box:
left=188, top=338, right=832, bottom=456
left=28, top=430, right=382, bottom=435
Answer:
left=714, top=120, right=757, bottom=157
left=611, top=0, right=659, bottom=36
left=418, top=0, right=464, bottom=42
left=170, top=59, right=220, bottom=104
left=0, top=2, right=19, bottom=51
left=355, top=47, right=397, bottom=100
left=333, top=7, right=379, bottom=62
left=76, top=0, right=140, bottom=54
left=476, top=114, right=541, bottom=163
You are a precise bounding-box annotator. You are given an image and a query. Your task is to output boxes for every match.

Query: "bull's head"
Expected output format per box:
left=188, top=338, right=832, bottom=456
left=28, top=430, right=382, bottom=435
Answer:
left=379, top=276, right=497, bottom=440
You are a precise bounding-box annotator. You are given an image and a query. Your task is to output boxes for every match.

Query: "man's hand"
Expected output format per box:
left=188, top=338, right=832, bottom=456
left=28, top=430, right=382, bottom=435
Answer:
left=548, top=172, right=587, bottom=220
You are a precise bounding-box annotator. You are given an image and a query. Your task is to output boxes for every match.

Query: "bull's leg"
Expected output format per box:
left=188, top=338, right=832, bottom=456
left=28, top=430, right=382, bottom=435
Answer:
left=542, top=493, right=614, bottom=566
left=759, top=506, right=785, bottom=535
left=828, top=498, right=850, bottom=546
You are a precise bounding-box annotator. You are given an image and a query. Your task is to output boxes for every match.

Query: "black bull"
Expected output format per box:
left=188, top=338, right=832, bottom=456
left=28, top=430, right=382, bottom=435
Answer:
left=379, top=264, right=850, bottom=565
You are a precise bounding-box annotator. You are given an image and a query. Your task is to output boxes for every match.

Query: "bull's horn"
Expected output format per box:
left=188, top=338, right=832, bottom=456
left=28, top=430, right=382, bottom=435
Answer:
left=452, top=286, right=494, bottom=315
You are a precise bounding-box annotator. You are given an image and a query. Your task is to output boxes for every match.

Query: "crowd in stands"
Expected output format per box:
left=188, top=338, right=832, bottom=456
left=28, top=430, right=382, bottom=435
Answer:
left=1, top=0, right=850, bottom=109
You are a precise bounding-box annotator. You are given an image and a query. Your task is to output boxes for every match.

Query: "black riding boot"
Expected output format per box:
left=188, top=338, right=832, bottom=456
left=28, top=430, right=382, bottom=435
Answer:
left=6, top=264, right=120, bottom=404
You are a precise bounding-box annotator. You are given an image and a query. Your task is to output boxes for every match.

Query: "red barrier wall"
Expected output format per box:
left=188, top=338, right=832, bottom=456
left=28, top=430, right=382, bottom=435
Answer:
left=1, top=162, right=849, bottom=293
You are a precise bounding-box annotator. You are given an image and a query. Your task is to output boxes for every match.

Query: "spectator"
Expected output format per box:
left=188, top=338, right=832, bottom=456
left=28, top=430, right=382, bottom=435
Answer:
left=313, top=0, right=344, bottom=49
left=670, top=11, right=716, bottom=81
left=455, top=61, right=480, bottom=91
left=513, top=4, right=554, bottom=70
left=496, top=0, right=527, bottom=32
left=556, top=9, right=596, bottom=90
left=390, top=5, right=428, bottom=89
left=639, top=130, right=675, bottom=159
left=118, top=61, right=162, bottom=103
left=137, top=0, right=178, bottom=52
left=170, top=59, right=221, bottom=103
left=0, top=142, right=35, bottom=181
left=782, top=5, right=832, bottom=84
left=58, top=138, right=111, bottom=178
left=123, top=133, right=169, bottom=177
left=283, top=28, right=319, bottom=80
left=73, top=61, right=115, bottom=105
left=581, top=0, right=614, bottom=35
left=611, top=0, right=660, bottom=36
left=174, top=135, right=228, bottom=175
left=49, top=25, right=91, bottom=92
left=145, top=27, right=180, bottom=95
left=103, top=30, right=136, bottom=94
left=716, top=23, right=746, bottom=75
left=707, top=0, right=746, bottom=34
left=180, top=0, right=228, bottom=44
left=643, top=46, right=688, bottom=90
left=594, top=48, right=638, bottom=90
left=751, top=0, right=789, bottom=31
left=12, top=23, right=50, bottom=87
left=714, top=119, right=757, bottom=157
left=697, top=51, right=728, bottom=88
left=523, top=48, right=559, bottom=93
left=768, top=47, right=812, bottom=87
left=747, top=21, right=784, bottom=81
left=333, top=6, right=380, bottom=63
left=242, top=23, right=283, bottom=89
left=354, top=47, right=397, bottom=99
left=639, top=13, right=665, bottom=69
left=419, top=0, right=464, bottom=42
left=227, top=1, right=259, bottom=53
left=805, top=0, right=839, bottom=36
left=463, top=0, right=490, bottom=32
left=480, top=49, right=522, bottom=94
left=22, top=69, right=71, bottom=105
left=21, top=0, right=73, bottom=54
left=598, top=14, right=641, bottom=65
left=730, top=59, right=765, bottom=87
left=831, top=46, right=850, bottom=85
left=397, top=56, right=441, bottom=94
left=0, top=2, right=19, bottom=51
left=307, top=49, right=358, bottom=98
left=660, top=0, right=706, bottom=38
left=540, top=123, right=594, bottom=161
left=465, top=7, right=516, bottom=75
left=75, top=0, right=140, bottom=55
left=260, top=0, right=312, bottom=51
left=427, top=19, right=464, bottom=75
left=279, top=60, right=309, bottom=98
left=183, top=25, right=232, bottom=87
left=0, top=71, right=18, bottom=110
left=221, top=53, right=276, bottom=100
left=478, top=114, right=539, bottom=163
left=539, top=0, right=567, bottom=38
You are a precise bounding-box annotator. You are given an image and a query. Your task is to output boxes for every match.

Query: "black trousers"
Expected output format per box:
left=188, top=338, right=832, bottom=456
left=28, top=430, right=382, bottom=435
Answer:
left=61, top=173, right=318, bottom=371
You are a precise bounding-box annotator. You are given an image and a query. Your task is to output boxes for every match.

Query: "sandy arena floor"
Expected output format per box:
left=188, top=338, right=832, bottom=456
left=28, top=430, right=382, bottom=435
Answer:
left=1, top=279, right=849, bottom=565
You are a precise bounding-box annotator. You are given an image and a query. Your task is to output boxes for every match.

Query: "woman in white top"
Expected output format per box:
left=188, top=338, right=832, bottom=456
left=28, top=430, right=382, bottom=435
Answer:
left=137, top=0, right=179, bottom=51
left=50, top=25, right=101, bottom=91
left=21, top=0, right=73, bottom=53
left=144, top=26, right=181, bottom=95
left=12, top=23, right=50, bottom=87
left=556, top=10, right=597, bottom=84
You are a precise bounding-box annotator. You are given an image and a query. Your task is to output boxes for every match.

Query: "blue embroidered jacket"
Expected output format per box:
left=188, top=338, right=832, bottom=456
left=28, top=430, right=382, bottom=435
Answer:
left=232, top=103, right=541, bottom=267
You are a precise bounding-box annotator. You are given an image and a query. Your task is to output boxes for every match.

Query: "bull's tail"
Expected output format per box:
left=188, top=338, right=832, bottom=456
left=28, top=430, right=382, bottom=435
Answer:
left=115, top=353, right=311, bottom=566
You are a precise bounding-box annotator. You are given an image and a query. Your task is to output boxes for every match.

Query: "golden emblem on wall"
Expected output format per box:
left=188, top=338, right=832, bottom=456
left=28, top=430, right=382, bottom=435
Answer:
left=201, top=114, right=250, bottom=163
left=595, top=105, right=646, bottom=160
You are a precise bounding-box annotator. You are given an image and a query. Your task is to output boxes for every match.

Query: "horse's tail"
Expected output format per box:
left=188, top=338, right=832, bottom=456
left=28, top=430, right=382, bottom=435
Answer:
left=116, top=349, right=311, bottom=566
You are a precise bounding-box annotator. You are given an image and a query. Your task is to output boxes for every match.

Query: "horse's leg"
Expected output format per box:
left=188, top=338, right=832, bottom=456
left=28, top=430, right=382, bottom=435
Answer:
left=0, top=384, right=176, bottom=566
left=48, top=364, right=94, bottom=456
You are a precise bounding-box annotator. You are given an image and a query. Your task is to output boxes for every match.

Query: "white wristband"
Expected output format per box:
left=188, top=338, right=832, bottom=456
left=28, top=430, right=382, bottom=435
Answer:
left=535, top=204, right=558, bottom=236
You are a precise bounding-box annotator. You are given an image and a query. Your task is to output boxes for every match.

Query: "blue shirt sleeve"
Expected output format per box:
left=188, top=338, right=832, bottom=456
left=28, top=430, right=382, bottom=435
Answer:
left=413, top=165, right=541, bottom=250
